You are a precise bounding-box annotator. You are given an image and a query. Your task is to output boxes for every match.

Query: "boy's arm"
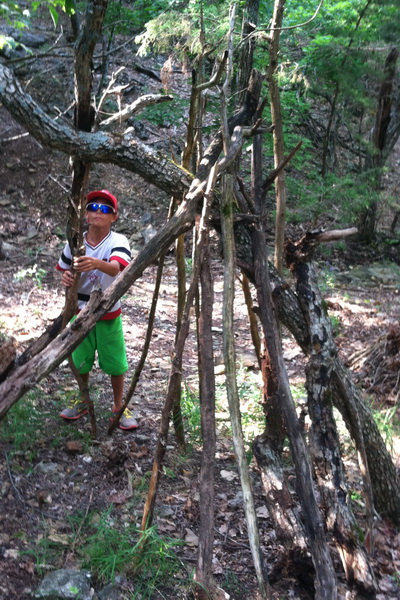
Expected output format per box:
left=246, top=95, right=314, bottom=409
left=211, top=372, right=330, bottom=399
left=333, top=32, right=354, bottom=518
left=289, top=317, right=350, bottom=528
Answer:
left=73, top=256, right=120, bottom=277
left=60, top=270, right=74, bottom=287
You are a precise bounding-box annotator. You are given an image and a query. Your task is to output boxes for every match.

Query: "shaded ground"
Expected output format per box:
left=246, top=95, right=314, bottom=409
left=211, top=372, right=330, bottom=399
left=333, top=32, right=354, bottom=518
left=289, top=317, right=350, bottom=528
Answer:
left=1, top=14, right=400, bottom=600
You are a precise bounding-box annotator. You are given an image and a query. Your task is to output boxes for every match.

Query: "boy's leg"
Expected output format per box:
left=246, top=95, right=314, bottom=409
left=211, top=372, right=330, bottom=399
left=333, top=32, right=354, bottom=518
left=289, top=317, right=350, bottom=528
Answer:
left=111, top=374, right=124, bottom=411
left=97, top=318, right=137, bottom=429
left=59, top=370, right=90, bottom=420
left=60, top=329, right=95, bottom=420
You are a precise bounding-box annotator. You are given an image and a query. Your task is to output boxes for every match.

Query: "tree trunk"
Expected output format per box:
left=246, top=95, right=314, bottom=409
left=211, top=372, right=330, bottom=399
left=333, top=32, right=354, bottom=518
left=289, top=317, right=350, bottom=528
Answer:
left=358, top=47, right=400, bottom=242
left=236, top=0, right=260, bottom=108
left=195, top=223, right=217, bottom=599
left=286, top=237, right=376, bottom=597
left=268, top=0, right=287, bottom=274
left=250, top=134, right=337, bottom=599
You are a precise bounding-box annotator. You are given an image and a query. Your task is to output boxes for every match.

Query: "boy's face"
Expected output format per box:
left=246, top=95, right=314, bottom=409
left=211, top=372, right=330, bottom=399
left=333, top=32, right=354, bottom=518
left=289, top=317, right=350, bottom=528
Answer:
left=86, top=201, right=118, bottom=227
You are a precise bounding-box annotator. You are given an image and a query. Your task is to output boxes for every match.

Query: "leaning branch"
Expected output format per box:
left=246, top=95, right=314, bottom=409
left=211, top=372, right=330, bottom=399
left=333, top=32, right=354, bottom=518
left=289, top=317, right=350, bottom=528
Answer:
left=100, top=94, right=174, bottom=127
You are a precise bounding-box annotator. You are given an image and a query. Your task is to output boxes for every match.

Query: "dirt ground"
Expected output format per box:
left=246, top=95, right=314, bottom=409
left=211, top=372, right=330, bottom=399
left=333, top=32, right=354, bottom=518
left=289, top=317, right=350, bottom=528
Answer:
left=1, top=16, right=400, bottom=600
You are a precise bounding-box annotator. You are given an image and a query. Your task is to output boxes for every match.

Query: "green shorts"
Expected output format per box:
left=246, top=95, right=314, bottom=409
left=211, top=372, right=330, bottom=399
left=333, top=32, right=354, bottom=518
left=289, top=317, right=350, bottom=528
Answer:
left=72, top=316, right=128, bottom=376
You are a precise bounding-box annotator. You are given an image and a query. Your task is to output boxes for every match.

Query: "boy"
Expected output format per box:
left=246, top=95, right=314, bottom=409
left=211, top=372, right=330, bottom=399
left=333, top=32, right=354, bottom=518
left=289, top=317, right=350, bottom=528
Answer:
left=56, top=189, right=137, bottom=430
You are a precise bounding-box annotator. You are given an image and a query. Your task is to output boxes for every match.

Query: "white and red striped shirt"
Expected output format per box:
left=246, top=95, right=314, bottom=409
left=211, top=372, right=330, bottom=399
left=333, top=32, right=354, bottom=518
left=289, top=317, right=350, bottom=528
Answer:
left=56, top=230, right=131, bottom=320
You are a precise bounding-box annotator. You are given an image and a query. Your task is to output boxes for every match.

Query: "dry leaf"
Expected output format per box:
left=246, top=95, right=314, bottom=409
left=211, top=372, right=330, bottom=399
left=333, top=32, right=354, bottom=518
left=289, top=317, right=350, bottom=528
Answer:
left=185, top=528, right=199, bottom=547
left=220, top=470, right=237, bottom=481
left=211, top=556, right=224, bottom=574
left=48, top=533, right=70, bottom=545
left=256, top=506, right=269, bottom=519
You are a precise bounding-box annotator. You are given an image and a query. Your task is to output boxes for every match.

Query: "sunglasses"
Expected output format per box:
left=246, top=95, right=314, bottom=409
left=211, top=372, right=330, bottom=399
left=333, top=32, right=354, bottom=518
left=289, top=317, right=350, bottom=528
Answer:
left=86, top=202, right=115, bottom=215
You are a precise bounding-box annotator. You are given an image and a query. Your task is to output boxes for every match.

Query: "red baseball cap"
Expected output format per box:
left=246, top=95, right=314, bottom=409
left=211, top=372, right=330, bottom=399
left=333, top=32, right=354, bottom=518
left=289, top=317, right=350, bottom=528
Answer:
left=87, top=190, right=118, bottom=212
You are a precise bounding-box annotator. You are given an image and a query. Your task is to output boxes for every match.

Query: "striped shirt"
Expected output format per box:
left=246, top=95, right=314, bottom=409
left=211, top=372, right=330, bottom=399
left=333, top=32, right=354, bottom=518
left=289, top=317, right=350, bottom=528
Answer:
left=56, top=230, right=131, bottom=320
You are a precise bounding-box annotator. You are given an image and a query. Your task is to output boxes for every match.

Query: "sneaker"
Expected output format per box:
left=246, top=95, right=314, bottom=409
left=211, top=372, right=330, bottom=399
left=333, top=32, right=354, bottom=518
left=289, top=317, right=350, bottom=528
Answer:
left=59, top=400, right=88, bottom=420
left=112, top=407, right=138, bottom=430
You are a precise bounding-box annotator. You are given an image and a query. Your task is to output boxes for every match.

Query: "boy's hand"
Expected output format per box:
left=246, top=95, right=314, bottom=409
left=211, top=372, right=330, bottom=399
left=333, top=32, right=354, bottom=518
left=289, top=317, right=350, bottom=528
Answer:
left=61, top=270, right=74, bottom=287
left=73, top=256, right=120, bottom=277
left=73, top=256, right=98, bottom=272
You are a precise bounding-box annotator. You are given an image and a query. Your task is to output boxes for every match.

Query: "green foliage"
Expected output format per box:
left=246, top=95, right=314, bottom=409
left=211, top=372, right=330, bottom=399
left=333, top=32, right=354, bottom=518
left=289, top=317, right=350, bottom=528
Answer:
left=143, top=96, right=188, bottom=127
left=181, top=384, right=202, bottom=447
left=0, top=0, right=31, bottom=28
left=135, top=0, right=232, bottom=58
left=13, top=264, right=47, bottom=288
left=0, top=391, right=51, bottom=457
left=372, top=404, right=399, bottom=454
left=22, top=534, right=68, bottom=575
left=104, top=0, right=167, bottom=36
left=23, top=505, right=187, bottom=597
left=0, top=0, right=75, bottom=29
left=254, top=0, right=400, bottom=227
left=76, top=506, right=186, bottom=596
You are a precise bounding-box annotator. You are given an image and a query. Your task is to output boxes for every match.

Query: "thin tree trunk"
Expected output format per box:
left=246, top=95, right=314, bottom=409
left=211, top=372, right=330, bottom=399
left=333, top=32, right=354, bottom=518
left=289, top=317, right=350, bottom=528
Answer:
left=195, top=220, right=217, bottom=599
left=236, top=0, right=260, bottom=108
left=220, top=172, right=270, bottom=600
left=140, top=165, right=219, bottom=530
left=63, top=0, right=109, bottom=438
left=220, top=11, right=270, bottom=597
left=268, top=0, right=287, bottom=274
left=358, top=47, right=399, bottom=242
left=240, top=274, right=262, bottom=368
left=250, top=135, right=337, bottom=599
left=173, top=226, right=186, bottom=450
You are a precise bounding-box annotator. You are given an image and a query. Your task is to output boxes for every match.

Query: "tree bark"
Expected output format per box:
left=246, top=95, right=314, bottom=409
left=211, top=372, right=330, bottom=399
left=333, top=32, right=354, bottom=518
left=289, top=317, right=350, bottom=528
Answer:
left=195, top=222, right=217, bottom=599
left=267, top=0, right=287, bottom=274
left=220, top=170, right=270, bottom=600
left=286, top=238, right=376, bottom=597
left=236, top=0, right=260, bottom=108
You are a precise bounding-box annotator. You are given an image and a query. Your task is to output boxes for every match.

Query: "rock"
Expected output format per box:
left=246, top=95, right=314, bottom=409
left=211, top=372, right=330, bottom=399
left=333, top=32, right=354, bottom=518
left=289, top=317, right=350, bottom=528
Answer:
left=27, top=225, right=39, bottom=238
left=35, top=462, right=61, bottom=476
left=98, top=576, right=129, bottom=599
left=0, top=26, right=48, bottom=48
left=140, top=211, right=154, bottom=226
left=34, top=569, right=91, bottom=599
left=98, top=583, right=120, bottom=600
left=141, top=224, right=157, bottom=245
left=65, top=440, right=84, bottom=454
left=156, top=505, right=175, bottom=518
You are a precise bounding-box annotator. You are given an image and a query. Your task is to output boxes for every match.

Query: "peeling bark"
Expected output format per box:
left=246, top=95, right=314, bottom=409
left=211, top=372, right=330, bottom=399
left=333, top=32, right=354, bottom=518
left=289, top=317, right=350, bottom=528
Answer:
left=286, top=237, right=376, bottom=597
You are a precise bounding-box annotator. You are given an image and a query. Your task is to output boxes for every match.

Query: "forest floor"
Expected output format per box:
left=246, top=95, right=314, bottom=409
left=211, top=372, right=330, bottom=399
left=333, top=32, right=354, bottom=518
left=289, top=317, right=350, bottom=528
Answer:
left=1, top=13, right=400, bottom=600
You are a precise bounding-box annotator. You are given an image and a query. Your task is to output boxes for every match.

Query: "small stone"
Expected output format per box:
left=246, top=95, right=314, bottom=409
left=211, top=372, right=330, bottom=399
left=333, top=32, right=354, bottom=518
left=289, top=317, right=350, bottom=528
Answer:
left=27, top=225, right=38, bottom=238
left=34, top=569, right=91, bottom=599
left=65, top=440, right=84, bottom=454
left=35, top=462, right=61, bottom=476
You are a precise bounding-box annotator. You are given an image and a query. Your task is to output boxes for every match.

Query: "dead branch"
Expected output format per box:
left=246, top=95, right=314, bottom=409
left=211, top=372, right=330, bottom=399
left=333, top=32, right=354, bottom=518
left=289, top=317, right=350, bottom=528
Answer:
left=100, top=94, right=174, bottom=127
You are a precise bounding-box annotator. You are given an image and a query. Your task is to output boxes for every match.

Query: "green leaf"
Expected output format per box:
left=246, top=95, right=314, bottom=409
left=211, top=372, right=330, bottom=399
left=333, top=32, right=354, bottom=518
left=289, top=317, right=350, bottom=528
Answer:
left=48, top=4, right=59, bottom=27
left=64, top=0, right=75, bottom=16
